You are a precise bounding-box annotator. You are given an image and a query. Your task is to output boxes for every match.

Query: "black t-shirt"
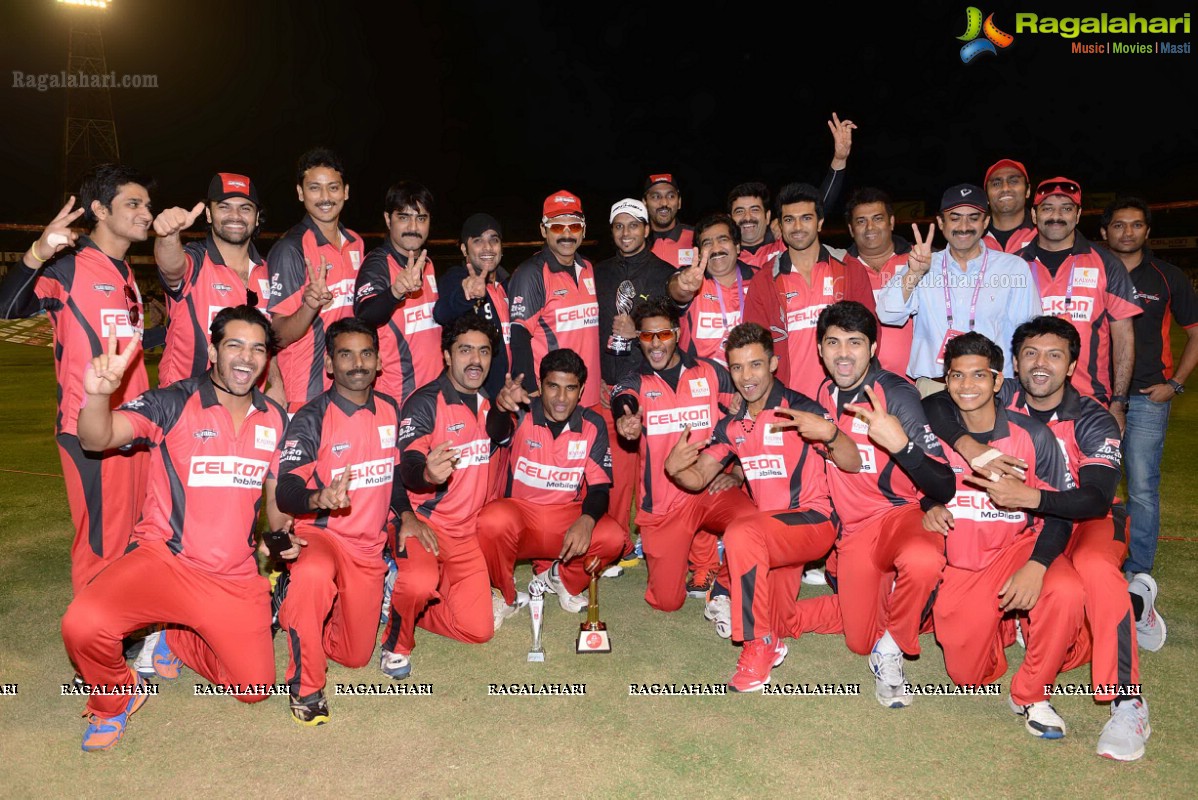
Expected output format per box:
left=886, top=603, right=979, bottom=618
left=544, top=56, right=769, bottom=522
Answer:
left=1127, top=251, right=1198, bottom=390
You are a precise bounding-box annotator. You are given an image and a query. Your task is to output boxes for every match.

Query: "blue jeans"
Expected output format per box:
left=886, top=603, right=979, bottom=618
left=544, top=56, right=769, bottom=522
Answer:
left=1123, top=394, right=1171, bottom=574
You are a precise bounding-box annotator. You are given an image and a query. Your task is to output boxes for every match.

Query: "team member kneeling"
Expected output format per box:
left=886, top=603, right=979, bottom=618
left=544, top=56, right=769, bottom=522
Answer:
left=924, top=333, right=1087, bottom=741
left=664, top=323, right=860, bottom=691
left=269, top=317, right=426, bottom=725
left=62, top=306, right=288, bottom=751
left=477, top=348, right=625, bottom=628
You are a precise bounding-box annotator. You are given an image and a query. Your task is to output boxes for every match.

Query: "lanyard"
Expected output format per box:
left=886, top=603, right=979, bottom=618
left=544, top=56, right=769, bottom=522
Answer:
left=941, top=249, right=989, bottom=330
left=713, top=266, right=745, bottom=332
left=1061, top=257, right=1079, bottom=308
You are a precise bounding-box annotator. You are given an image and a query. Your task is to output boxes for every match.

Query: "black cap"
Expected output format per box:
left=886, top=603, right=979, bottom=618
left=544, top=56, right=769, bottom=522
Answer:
left=460, top=213, right=502, bottom=242
left=939, top=184, right=988, bottom=214
left=207, top=172, right=259, bottom=205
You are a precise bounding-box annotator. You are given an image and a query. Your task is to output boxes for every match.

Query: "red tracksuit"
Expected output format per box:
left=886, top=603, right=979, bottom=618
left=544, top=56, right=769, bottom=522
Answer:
left=677, top=261, right=756, bottom=367
left=274, top=389, right=402, bottom=698
left=841, top=242, right=916, bottom=378
left=706, top=382, right=837, bottom=642
left=983, top=220, right=1037, bottom=255
left=648, top=224, right=696, bottom=269
left=60, top=376, right=287, bottom=716
left=478, top=400, right=623, bottom=602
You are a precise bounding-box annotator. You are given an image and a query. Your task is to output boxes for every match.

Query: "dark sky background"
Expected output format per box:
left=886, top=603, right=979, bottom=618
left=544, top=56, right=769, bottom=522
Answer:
left=1, top=0, right=1195, bottom=247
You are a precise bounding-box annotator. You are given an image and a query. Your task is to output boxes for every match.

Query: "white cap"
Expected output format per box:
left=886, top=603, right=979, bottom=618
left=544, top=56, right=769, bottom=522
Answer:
left=609, top=198, right=649, bottom=224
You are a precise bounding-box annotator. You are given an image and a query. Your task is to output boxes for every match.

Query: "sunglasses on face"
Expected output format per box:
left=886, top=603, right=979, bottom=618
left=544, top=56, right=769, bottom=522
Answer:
left=638, top=328, right=677, bottom=343
left=546, top=222, right=584, bottom=236
left=123, top=285, right=141, bottom=327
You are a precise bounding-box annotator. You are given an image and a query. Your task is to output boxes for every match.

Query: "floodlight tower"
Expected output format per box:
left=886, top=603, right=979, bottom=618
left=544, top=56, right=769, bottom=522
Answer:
left=59, top=0, right=118, bottom=202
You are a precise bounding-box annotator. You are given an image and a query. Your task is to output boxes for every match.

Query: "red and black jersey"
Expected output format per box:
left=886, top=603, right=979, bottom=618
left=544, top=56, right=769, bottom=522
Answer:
left=0, top=235, right=147, bottom=436
left=818, top=367, right=946, bottom=535
left=984, top=220, right=1037, bottom=254
left=613, top=354, right=734, bottom=514
left=504, top=399, right=612, bottom=504
left=678, top=261, right=756, bottom=367
left=398, top=373, right=495, bottom=535
left=744, top=247, right=845, bottom=399
left=1021, top=234, right=1141, bottom=402
left=1004, top=380, right=1121, bottom=482
left=1127, top=250, right=1198, bottom=392
left=739, top=238, right=786, bottom=271
left=707, top=381, right=832, bottom=516
left=116, top=374, right=288, bottom=578
left=353, top=243, right=443, bottom=406
left=158, top=234, right=267, bottom=387
left=273, top=389, right=400, bottom=557
left=841, top=241, right=915, bottom=378
left=940, top=404, right=1069, bottom=570
left=648, top=224, right=696, bottom=269
left=508, top=248, right=601, bottom=406
left=266, top=215, right=365, bottom=411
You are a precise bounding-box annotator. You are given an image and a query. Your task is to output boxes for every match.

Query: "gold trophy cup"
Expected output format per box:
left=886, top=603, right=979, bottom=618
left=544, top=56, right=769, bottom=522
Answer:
left=576, top=557, right=612, bottom=654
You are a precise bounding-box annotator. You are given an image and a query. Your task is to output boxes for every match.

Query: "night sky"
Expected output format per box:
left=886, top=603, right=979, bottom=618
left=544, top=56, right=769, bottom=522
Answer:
left=1, top=0, right=1195, bottom=244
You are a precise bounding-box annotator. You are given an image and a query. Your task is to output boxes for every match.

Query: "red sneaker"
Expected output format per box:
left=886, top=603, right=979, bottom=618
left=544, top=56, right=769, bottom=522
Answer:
left=728, top=635, right=785, bottom=693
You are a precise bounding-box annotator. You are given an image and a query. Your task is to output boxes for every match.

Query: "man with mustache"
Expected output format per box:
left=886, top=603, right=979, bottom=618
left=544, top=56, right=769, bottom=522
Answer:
left=477, top=348, right=624, bottom=628
left=270, top=317, right=422, bottom=726
left=876, top=184, right=1041, bottom=392
left=153, top=173, right=270, bottom=387
left=355, top=181, right=442, bottom=407
left=982, top=159, right=1038, bottom=254
left=267, top=148, right=365, bottom=413
left=508, top=190, right=601, bottom=407
left=1021, top=178, right=1140, bottom=423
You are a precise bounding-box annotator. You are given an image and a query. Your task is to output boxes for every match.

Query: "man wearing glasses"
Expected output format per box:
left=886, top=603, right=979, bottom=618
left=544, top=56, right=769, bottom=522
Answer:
left=0, top=164, right=153, bottom=593
left=508, top=191, right=601, bottom=407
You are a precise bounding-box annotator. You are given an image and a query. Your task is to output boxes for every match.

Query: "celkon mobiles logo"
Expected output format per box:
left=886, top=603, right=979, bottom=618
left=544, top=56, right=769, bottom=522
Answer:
left=958, top=7, right=1015, bottom=63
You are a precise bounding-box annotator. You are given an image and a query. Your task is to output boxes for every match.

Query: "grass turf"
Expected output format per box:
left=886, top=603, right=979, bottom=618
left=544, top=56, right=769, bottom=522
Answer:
left=0, top=337, right=1193, bottom=798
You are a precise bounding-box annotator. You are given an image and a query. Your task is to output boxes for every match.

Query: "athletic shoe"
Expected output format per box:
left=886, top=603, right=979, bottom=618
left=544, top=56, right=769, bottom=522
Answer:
left=531, top=563, right=587, bottom=613
left=380, top=548, right=398, bottom=624
left=1014, top=617, right=1026, bottom=648
left=1097, top=698, right=1150, bottom=761
left=151, top=630, right=182, bottom=680
left=601, top=564, right=624, bottom=578
left=801, top=567, right=827, bottom=586
left=81, top=672, right=150, bottom=752
left=728, top=635, right=787, bottom=693
left=379, top=650, right=411, bottom=680
left=617, top=548, right=641, bottom=569
left=493, top=590, right=530, bottom=632
left=290, top=690, right=331, bottom=727
left=1128, top=573, right=1167, bottom=652
left=868, top=648, right=912, bottom=709
left=686, top=568, right=718, bottom=599
left=271, top=567, right=291, bottom=635
left=704, top=594, right=732, bottom=639
left=133, top=631, right=160, bottom=679
left=1008, top=694, right=1067, bottom=739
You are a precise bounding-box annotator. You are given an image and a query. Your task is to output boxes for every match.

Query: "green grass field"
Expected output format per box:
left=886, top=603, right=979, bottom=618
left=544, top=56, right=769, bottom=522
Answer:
left=0, top=337, right=1193, bottom=799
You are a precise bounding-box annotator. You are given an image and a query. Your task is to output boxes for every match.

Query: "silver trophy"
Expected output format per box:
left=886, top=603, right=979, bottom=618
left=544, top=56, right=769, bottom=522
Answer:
left=528, top=578, right=546, bottom=662
left=607, top=280, right=637, bottom=355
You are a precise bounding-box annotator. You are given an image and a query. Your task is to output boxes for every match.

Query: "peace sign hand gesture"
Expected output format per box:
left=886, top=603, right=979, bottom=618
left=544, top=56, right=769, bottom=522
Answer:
left=84, top=327, right=142, bottom=398
left=675, top=249, right=708, bottom=297
left=152, top=201, right=206, bottom=238
left=462, top=258, right=487, bottom=301
left=906, top=223, right=936, bottom=279
left=302, top=256, right=334, bottom=311
left=392, top=249, right=427, bottom=299
left=767, top=406, right=837, bottom=443
left=616, top=406, right=643, bottom=441
left=842, top=384, right=910, bottom=454
left=30, top=196, right=86, bottom=264
left=495, top=373, right=531, bottom=413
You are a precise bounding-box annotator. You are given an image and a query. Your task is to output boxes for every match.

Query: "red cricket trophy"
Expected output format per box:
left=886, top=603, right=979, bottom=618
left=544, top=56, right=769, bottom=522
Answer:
left=576, top=557, right=612, bottom=654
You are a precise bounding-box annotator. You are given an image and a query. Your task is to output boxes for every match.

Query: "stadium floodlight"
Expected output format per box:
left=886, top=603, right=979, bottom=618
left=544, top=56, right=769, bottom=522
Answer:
left=58, top=0, right=111, bottom=9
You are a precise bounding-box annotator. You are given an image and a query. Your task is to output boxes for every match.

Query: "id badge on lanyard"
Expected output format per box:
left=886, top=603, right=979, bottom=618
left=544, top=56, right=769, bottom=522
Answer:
left=936, top=250, right=989, bottom=364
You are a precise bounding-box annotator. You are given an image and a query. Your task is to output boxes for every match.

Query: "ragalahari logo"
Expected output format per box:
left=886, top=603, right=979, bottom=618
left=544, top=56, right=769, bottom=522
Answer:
left=958, top=7, right=1015, bottom=62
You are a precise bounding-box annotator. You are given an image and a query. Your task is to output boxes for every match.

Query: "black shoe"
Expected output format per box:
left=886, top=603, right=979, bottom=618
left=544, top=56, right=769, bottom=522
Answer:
left=271, top=568, right=291, bottom=635
left=290, top=690, right=330, bottom=726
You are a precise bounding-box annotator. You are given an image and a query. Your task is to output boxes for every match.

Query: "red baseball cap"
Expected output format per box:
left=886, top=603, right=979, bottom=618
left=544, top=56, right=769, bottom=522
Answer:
left=207, top=172, right=259, bottom=205
left=542, top=190, right=584, bottom=220
left=1034, top=177, right=1082, bottom=206
left=984, top=158, right=1028, bottom=185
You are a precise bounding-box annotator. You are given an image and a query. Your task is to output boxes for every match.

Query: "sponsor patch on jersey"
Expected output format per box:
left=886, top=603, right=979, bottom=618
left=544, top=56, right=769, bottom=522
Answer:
left=763, top=426, right=784, bottom=447
left=851, top=416, right=870, bottom=435
left=528, top=440, right=542, bottom=449
left=326, top=278, right=356, bottom=312
left=678, top=248, right=695, bottom=267
left=332, top=442, right=351, bottom=458
left=119, top=396, right=147, bottom=411
left=100, top=308, right=136, bottom=338
left=645, top=391, right=663, bottom=400
left=741, top=454, right=787, bottom=482
left=823, top=276, right=835, bottom=296
left=696, top=311, right=738, bottom=339
left=212, top=283, right=233, bottom=297
left=187, top=456, right=269, bottom=489
left=454, top=438, right=491, bottom=469
left=946, top=490, right=1026, bottom=523
left=356, top=282, right=376, bottom=300
left=349, top=250, right=361, bottom=269
left=193, top=428, right=218, bottom=441
left=403, top=302, right=437, bottom=334
left=784, top=291, right=799, bottom=302
left=567, top=439, right=588, bottom=460
left=583, top=277, right=595, bottom=295
left=1072, top=267, right=1099, bottom=289
left=92, top=283, right=116, bottom=296
left=688, top=377, right=710, bottom=398
left=427, top=274, right=438, bottom=292
left=397, top=418, right=416, bottom=440
left=447, top=422, right=465, bottom=434
left=378, top=425, right=396, bottom=449
left=554, top=302, right=599, bottom=332
left=786, top=304, right=827, bottom=332
left=702, top=293, right=719, bottom=302
left=1041, top=295, right=1094, bottom=323
left=331, top=457, right=394, bottom=490
left=645, top=404, right=712, bottom=436
left=513, top=457, right=584, bottom=492
left=553, top=288, right=570, bottom=297
left=857, top=444, right=877, bottom=473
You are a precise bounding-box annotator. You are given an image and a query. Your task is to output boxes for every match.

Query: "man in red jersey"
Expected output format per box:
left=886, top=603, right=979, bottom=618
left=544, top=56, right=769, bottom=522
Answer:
left=982, top=159, right=1038, bottom=254
left=477, top=348, right=624, bottom=628
left=153, top=172, right=270, bottom=386
left=0, top=164, right=152, bottom=593
left=61, top=305, right=287, bottom=751
left=267, top=148, right=365, bottom=412
left=643, top=173, right=695, bottom=269
left=788, top=301, right=956, bottom=709
left=508, top=190, right=601, bottom=407
left=665, top=323, right=860, bottom=691
left=354, top=181, right=442, bottom=406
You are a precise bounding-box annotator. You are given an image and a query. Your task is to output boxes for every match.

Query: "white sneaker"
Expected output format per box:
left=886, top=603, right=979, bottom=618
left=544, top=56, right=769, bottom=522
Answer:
left=704, top=594, right=732, bottom=639
left=601, top=564, right=624, bottom=578
left=1128, top=573, right=1167, bottom=652
left=1008, top=694, right=1066, bottom=739
left=868, top=647, right=911, bottom=709
left=493, top=590, right=529, bottom=632
left=1014, top=617, right=1025, bottom=648
left=133, top=631, right=160, bottom=678
left=1097, top=698, right=1151, bottom=761
left=801, top=568, right=827, bottom=586
left=530, top=562, right=587, bottom=613
left=379, top=649, right=411, bottom=680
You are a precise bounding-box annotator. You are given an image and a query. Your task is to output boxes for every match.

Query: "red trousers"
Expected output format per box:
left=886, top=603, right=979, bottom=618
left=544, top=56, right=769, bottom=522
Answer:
left=725, top=509, right=837, bottom=642
left=380, top=526, right=492, bottom=655
left=934, top=533, right=1088, bottom=705
left=477, top=498, right=624, bottom=604
left=637, top=488, right=755, bottom=612
left=279, top=528, right=386, bottom=697
left=593, top=402, right=639, bottom=539
left=61, top=539, right=274, bottom=717
left=793, top=504, right=945, bottom=656
left=57, top=433, right=150, bottom=593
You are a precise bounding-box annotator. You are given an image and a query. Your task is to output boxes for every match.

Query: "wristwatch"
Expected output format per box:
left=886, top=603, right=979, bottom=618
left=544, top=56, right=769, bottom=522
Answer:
left=1110, top=395, right=1129, bottom=407
left=1168, top=379, right=1186, bottom=394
